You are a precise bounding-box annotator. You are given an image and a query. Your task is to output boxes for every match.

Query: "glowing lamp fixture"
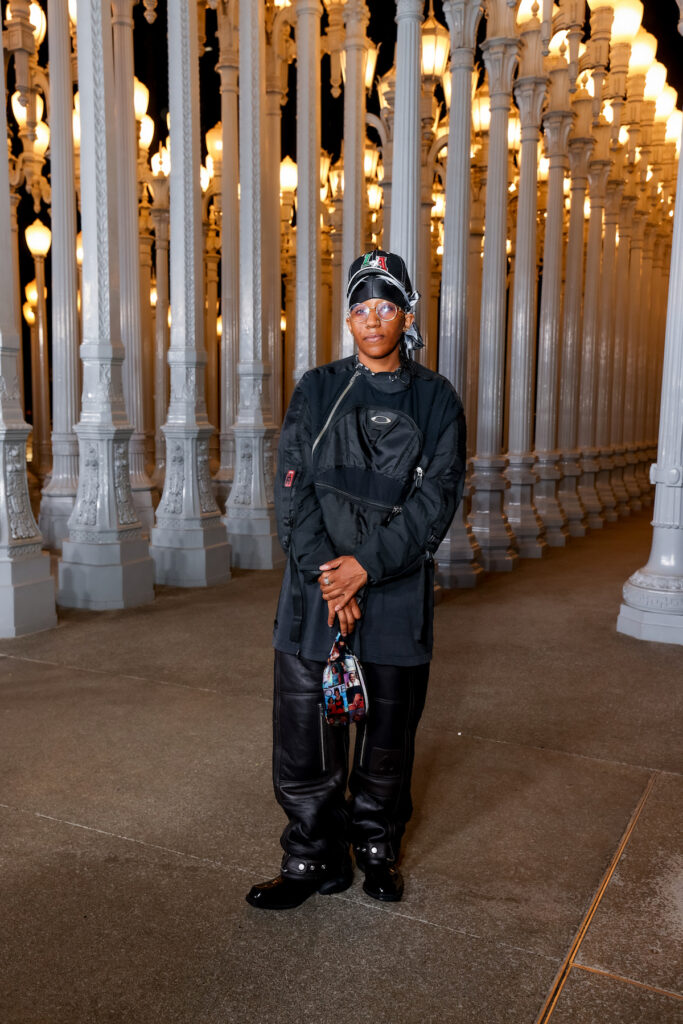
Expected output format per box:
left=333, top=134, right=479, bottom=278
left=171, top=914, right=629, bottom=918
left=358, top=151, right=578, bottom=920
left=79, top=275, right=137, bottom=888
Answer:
left=72, top=109, right=81, bottom=150
left=508, top=112, right=522, bottom=152
left=627, top=29, right=657, bottom=75
left=610, top=0, right=643, bottom=44
left=217, top=316, right=222, bottom=338
left=364, top=144, right=380, bottom=181
left=364, top=43, right=379, bottom=92
left=280, top=155, right=298, bottom=194
left=76, top=232, right=83, bottom=267
left=11, top=90, right=44, bottom=127
left=329, top=161, right=344, bottom=199
left=655, top=85, right=678, bottom=124
left=666, top=109, right=683, bottom=146
left=23, top=301, right=36, bottom=326
left=206, top=123, right=223, bottom=164
left=25, top=279, right=38, bottom=306
left=471, top=87, right=491, bottom=134
left=33, top=120, right=50, bottom=156
left=25, top=218, right=52, bottom=258
left=319, top=151, right=331, bottom=188
left=133, top=77, right=150, bottom=119
left=431, top=190, right=445, bottom=219
left=517, top=0, right=541, bottom=25
left=151, top=144, right=171, bottom=177
left=199, top=165, right=211, bottom=193
left=586, top=0, right=615, bottom=10
left=68, top=0, right=77, bottom=24
left=280, top=313, right=287, bottom=333
left=139, top=114, right=155, bottom=151
left=548, top=29, right=569, bottom=57
left=6, top=2, right=49, bottom=44
left=421, top=2, right=449, bottom=80
left=538, top=156, right=550, bottom=181
left=367, top=182, right=383, bottom=212
left=643, top=61, right=667, bottom=103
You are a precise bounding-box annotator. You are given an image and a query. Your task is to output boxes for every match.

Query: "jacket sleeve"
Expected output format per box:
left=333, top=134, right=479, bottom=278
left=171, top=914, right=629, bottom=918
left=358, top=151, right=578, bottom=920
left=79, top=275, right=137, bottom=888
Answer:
left=275, top=381, right=337, bottom=578
left=353, top=396, right=466, bottom=584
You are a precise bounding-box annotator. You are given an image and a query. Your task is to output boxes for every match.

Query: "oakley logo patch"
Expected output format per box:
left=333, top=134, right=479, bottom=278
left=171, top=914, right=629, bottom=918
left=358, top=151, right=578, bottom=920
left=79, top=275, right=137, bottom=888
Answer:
left=284, top=470, right=296, bottom=487
left=371, top=415, right=392, bottom=424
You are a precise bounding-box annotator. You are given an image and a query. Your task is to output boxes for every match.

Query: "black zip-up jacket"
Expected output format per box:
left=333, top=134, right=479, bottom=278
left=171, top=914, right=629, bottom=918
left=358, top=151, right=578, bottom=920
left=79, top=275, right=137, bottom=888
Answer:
left=273, top=356, right=466, bottom=665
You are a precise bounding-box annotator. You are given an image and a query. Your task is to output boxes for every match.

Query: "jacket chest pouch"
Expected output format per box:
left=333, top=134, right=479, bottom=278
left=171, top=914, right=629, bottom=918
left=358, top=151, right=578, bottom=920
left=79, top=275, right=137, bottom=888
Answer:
left=313, top=406, right=423, bottom=552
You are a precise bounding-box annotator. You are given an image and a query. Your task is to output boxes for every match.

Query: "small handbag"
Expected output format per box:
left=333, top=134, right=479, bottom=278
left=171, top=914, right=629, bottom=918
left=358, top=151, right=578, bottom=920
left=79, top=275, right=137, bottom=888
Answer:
left=322, top=632, right=369, bottom=727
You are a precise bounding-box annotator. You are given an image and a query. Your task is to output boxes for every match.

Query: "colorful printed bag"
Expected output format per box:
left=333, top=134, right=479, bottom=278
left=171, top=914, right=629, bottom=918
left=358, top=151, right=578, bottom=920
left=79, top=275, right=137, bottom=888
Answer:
left=322, top=632, right=369, bottom=727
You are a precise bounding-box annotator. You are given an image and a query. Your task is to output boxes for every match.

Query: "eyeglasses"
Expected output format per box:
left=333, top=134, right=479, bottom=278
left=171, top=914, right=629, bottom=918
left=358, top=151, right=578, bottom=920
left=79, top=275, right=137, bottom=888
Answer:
left=348, top=301, right=401, bottom=323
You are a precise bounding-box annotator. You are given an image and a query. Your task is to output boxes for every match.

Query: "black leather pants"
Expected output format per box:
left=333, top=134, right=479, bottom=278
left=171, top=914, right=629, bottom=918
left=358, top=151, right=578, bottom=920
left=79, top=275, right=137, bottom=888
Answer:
left=273, top=650, right=429, bottom=870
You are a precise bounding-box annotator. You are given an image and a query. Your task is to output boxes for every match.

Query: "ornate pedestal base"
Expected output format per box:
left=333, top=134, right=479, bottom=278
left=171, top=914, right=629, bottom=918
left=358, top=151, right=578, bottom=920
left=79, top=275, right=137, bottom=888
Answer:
left=38, top=434, right=79, bottom=550
left=504, top=455, right=546, bottom=558
left=151, top=522, right=231, bottom=586
left=595, top=450, right=618, bottom=523
left=617, top=567, right=683, bottom=647
left=224, top=427, right=284, bottom=570
left=468, top=456, right=519, bottom=572
left=622, top=445, right=643, bottom=511
left=149, top=430, right=231, bottom=587
left=577, top=448, right=604, bottom=529
left=435, top=494, right=484, bottom=589
left=58, top=537, right=154, bottom=610
left=533, top=453, right=568, bottom=547
left=609, top=447, right=631, bottom=517
left=0, top=553, right=57, bottom=638
left=557, top=451, right=587, bottom=536
left=39, top=493, right=76, bottom=551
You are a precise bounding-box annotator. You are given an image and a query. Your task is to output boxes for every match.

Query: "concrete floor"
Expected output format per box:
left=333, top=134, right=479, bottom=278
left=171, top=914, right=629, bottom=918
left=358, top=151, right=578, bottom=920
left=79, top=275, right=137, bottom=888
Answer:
left=0, top=510, right=681, bottom=1023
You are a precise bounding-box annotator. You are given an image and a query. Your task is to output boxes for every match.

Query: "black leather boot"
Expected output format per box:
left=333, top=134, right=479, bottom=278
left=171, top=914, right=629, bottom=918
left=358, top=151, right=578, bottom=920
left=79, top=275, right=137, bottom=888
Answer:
left=354, top=846, right=404, bottom=902
left=245, top=853, right=353, bottom=910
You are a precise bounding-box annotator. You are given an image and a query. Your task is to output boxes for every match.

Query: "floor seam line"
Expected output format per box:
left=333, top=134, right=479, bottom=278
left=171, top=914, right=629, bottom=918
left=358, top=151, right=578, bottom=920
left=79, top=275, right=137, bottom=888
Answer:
left=419, top=726, right=681, bottom=777
left=328, top=891, right=562, bottom=963
left=0, top=652, right=272, bottom=702
left=534, top=771, right=660, bottom=1024
left=571, top=963, right=683, bottom=1001
left=0, top=802, right=258, bottom=877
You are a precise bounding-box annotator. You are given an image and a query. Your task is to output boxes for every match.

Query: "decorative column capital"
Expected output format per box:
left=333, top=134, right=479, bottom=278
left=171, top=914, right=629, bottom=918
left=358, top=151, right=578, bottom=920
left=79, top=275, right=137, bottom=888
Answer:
left=514, top=76, right=547, bottom=132
left=395, top=0, right=423, bottom=20
left=545, top=56, right=571, bottom=114
left=587, top=160, right=610, bottom=202
left=443, top=0, right=484, bottom=52
left=567, top=137, right=593, bottom=181
left=604, top=179, right=624, bottom=221
left=542, top=109, right=572, bottom=161
left=481, top=37, right=519, bottom=100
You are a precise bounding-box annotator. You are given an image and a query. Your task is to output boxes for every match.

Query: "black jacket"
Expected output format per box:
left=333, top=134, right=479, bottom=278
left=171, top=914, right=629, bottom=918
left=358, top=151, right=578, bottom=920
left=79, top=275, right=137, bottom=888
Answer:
left=273, top=356, right=466, bottom=665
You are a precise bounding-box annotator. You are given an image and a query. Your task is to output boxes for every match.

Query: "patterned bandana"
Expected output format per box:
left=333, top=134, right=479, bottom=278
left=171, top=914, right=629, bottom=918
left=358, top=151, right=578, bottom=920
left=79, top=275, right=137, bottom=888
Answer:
left=346, top=250, right=424, bottom=350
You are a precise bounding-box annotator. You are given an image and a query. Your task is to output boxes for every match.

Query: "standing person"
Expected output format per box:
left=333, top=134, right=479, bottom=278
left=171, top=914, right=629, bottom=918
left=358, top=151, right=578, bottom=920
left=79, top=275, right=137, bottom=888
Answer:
left=246, top=251, right=466, bottom=910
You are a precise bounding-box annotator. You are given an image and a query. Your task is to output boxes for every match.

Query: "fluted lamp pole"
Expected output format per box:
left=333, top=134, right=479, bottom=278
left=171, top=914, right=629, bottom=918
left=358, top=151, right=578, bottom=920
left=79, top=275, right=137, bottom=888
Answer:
left=24, top=218, right=52, bottom=481
left=468, top=0, right=519, bottom=572
left=0, top=50, right=56, bottom=635
left=504, top=0, right=547, bottom=558
left=434, top=0, right=484, bottom=589
left=617, top=4, right=683, bottom=645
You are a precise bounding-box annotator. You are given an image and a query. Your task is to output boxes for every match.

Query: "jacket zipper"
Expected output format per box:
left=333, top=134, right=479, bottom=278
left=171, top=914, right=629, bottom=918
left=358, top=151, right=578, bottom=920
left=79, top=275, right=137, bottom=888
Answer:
left=315, top=480, right=401, bottom=515
left=312, top=370, right=361, bottom=454
left=318, top=703, right=327, bottom=772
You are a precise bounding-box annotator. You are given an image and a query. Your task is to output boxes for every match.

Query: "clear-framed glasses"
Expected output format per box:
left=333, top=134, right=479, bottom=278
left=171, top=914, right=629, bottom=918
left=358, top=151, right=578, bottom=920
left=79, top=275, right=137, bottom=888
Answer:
left=349, top=301, right=401, bottom=323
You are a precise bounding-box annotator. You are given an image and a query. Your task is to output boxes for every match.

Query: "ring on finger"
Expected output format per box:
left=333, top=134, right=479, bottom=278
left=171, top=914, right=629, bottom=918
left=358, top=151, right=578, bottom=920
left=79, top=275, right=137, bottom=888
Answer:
left=324, top=575, right=330, bottom=585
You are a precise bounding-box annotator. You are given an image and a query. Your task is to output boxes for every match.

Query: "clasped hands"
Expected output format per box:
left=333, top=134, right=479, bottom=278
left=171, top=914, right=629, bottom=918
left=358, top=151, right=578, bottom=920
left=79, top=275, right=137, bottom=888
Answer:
left=318, top=555, right=368, bottom=636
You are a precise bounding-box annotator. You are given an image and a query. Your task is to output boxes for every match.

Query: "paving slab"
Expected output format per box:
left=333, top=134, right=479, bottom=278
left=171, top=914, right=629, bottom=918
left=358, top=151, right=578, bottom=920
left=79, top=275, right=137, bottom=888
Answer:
left=549, top=967, right=683, bottom=1023
left=0, top=568, right=282, bottom=698
left=432, top=513, right=683, bottom=772
left=0, top=659, right=281, bottom=871
left=0, top=655, right=651, bottom=966
left=0, top=807, right=558, bottom=1024
left=576, top=772, right=683, bottom=995
left=345, top=730, right=649, bottom=960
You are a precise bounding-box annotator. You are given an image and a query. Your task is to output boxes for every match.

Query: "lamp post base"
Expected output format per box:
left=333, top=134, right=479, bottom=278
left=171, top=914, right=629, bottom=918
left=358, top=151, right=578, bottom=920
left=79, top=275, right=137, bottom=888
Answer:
left=58, top=538, right=155, bottom=610
left=0, top=554, right=57, bottom=638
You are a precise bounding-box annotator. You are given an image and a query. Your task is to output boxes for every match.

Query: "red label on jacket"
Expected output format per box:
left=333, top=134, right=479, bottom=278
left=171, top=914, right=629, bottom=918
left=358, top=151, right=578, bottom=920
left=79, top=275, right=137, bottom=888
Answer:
left=284, top=470, right=296, bottom=488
